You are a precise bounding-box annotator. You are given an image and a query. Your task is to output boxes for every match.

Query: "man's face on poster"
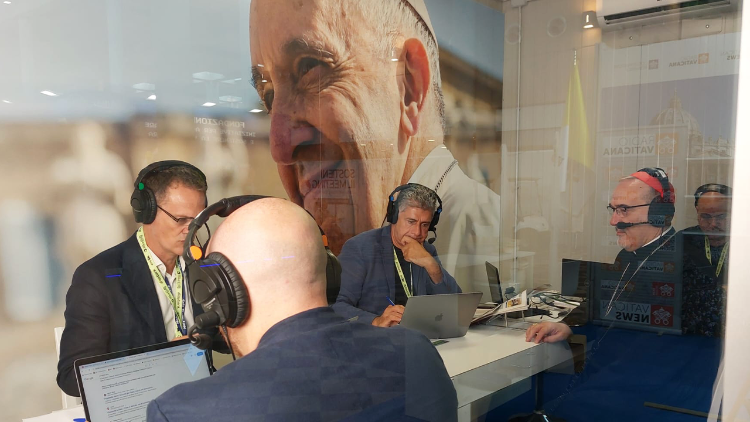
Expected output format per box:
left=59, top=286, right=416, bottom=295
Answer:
left=249, top=0, right=410, bottom=252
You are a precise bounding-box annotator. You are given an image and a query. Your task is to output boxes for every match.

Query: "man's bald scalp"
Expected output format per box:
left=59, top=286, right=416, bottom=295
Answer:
left=209, top=198, right=327, bottom=290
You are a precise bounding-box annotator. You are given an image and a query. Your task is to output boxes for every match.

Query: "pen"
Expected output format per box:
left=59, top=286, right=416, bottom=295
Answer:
left=387, top=296, right=396, bottom=306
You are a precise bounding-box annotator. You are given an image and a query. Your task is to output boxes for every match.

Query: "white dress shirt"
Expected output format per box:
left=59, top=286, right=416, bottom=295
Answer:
left=147, top=248, right=195, bottom=340
left=409, top=147, right=502, bottom=300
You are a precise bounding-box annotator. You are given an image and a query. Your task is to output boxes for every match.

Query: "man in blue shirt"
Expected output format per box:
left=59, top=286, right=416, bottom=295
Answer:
left=147, top=198, right=457, bottom=422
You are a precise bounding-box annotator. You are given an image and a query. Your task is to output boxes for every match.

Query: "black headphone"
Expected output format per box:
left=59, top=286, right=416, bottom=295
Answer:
left=130, top=160, right=207, bottom=224
left=386, top=183, right=442, bottom=232
left=694, top=183, right=732, bottom=207
left=631, top=167, right=675, bottom=227
left=183, top=195, right=341, bottom=349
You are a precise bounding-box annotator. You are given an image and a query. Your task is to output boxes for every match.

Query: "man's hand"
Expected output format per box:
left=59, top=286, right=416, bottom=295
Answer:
left=372, top=305, right=405, bottom=327
left=401, top=237, right=442, bottom=283
left=525, top=322, right=572, bottom=344
left=171, top=335, right=188, bottom=342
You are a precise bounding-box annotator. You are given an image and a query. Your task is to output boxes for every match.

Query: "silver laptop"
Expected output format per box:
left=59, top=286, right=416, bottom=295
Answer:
left=400, top=292, right=483, bottom=339
left=74, top=339, right=211, bottom=422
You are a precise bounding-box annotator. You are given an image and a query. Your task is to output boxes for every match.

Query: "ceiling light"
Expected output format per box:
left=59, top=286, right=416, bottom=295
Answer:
left=41, top=91, right=58, bottom=96
left=192, top=71, right=225, bottom=81
left=261, top=79, right=268, bottom=83
left=441, top=145, right=447, bottom=149
left=428, top=139, right=435, bottom=142
left=2, top=100, right=11, bottom=104
left=3, top=2, right=11, bottom=4
left=257, top=64, right=264, bottom=68
left=132, top=82, right=155, bottom=91
left=147, top=94, right=156, bottom=100
left=250, top=109, right=263, bottom=113
left=202, top=102, right=216, bottom=107
left=391, top=58, right=398, bottom=62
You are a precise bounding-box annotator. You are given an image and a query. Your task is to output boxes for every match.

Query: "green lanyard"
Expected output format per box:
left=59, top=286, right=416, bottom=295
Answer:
left=704, top=236, right=729, bottom=278
left=136, top=226, right=186, bottom=337
left=393, top=247, right=413, bottom=298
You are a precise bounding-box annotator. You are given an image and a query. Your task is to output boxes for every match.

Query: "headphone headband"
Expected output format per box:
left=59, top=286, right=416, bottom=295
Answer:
left=694, top=183, right=732, bottom=207
left=185, top=195, right=270, bottom=262
left=631, top=168, right=674, bottom=203
left=134, top=160, right=206, bottom=189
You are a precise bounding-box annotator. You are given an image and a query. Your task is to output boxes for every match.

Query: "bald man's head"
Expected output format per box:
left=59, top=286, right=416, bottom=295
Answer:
left=208, top=198, right=328, bottom=305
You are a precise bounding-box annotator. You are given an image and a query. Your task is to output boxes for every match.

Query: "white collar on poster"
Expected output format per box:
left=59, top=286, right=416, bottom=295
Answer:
left=408, top=146, right=458, bottom=194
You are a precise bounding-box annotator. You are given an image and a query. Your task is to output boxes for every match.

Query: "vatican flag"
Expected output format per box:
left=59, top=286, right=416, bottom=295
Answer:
left=559, top=59, right=593, bottom=191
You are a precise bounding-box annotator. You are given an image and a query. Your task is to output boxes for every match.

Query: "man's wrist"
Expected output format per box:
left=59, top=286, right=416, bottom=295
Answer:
left=426, top=261, right=443, bottom=284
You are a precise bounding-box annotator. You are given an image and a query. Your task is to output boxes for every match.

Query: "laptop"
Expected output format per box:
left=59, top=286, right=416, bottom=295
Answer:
left=400, top=292, right=483, bottom=339
left=485, top=261, right=503, bottom=303
left=74, top=339, right=211, bottom=422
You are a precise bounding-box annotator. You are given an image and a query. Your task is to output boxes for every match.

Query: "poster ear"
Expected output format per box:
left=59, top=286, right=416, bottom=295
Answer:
left=399, top=38, right=430, bottom=136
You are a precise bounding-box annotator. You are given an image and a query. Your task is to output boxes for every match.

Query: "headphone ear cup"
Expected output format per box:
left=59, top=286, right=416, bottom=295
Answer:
left=386, top=198, right=397, bottom=224
left=130, top=188, right=157, bottom=224
left=141, top=187, right=158, bottom=224
left=206, top=252, right=249, bottom=328
left=324, top=247, right=342, bottom=305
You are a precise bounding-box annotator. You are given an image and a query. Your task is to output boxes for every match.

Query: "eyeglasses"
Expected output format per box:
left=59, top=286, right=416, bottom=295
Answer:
left=698, top=213, right=729, bottom=223
left=606, top=203, right=650, bottom=217
left=157, top=205, right=194, bottom=226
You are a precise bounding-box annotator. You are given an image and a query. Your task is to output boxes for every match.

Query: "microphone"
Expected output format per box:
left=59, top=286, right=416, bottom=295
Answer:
left=427, top=230, right=437, bottom=244
left=616, top=221, right=650, bottom=230
left=188, top=312, right=221, bottom=350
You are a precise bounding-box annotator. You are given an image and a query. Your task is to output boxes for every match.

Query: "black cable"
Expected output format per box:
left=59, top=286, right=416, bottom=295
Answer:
left=221, top=325, right=236, bottom=361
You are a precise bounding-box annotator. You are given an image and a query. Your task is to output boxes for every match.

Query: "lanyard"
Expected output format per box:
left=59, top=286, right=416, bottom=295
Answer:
left=393, top=247, right=413, bottom=298
left=704, top=236, right=729, bottom=278
left=136, top=227, right=186, bottom=337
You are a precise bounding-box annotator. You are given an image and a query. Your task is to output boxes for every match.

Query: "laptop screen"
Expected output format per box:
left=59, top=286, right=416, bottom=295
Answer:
left=485, top=261, right=503, bottom=303
left=75, top=340, right=210, bottom=422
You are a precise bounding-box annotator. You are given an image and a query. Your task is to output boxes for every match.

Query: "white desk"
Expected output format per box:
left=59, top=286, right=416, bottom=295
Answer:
left=438, top=324, right=573, bottom=421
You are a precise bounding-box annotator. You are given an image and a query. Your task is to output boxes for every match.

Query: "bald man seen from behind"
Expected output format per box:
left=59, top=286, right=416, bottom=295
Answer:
left=147, top=198, right=458, bottom=422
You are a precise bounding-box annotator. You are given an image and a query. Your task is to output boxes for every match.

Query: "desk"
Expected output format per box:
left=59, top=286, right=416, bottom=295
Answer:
left=439, top=324, right=573, bottom=421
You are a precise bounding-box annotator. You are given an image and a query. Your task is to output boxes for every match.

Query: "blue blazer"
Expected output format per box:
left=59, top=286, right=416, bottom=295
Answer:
left=333, top=225, right=461, bottom=324
left=148, top=307, right=458, bottom=422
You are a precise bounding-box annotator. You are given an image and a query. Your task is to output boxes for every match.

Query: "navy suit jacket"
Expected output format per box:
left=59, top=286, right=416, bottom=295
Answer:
left=148, top=307, right=458, bottom=422
left=56, top=232, right=213, bottom=397
left=333, top=226, right=461, bottom=324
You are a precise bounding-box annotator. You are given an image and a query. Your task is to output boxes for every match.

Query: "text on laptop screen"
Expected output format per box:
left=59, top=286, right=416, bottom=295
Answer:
left=77, top=343, right=209, bottom=422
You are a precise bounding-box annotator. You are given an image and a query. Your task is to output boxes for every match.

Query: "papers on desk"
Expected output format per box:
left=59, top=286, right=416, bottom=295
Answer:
left=472, top=291, right=528, bottom=324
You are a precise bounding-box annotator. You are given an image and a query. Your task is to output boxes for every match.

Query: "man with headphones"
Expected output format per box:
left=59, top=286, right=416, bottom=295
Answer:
left=148, top=197, right=458, bottom=421
left=527, top=168, right=679, bottom=343
left=333, top=184, right=461, bottom=327
left=57, top=160, right=217, bottom=397
left=680, top=183, right=731, bottom=336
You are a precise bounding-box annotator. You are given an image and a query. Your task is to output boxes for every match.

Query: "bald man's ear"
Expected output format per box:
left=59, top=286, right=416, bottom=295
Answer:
left=398, top=38, right=431, bottom=137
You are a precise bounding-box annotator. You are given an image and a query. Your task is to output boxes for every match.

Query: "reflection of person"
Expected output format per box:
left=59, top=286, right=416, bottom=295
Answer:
left=527, top=168, right=678, bottom=342
left=248, top=0, right=501, bottom=295
left=147, top=198, right=458, bottom=421
left=680, top=184, right=731, bottom=337
left=333, top=184, right=461, bottom=327
left=57, top=161, right=212, bottom=397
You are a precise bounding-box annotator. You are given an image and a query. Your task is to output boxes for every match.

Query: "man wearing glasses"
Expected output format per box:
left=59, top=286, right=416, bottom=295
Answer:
left=527, top=168, right=678, bottom=343
left=57, top=161, right=212, bottom=397
left=680, top=184, right=731, bottom=336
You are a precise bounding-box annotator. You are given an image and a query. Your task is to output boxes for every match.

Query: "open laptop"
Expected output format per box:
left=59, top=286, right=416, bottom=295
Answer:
left=400, top=292, right=482, bottom=339
left=485, top=261, right=503, bottom=303
left=74, top=339, right=211, bottom=422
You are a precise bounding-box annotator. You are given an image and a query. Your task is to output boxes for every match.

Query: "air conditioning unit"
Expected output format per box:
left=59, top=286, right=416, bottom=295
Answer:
left=596, top=0, right=737, bottom=30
